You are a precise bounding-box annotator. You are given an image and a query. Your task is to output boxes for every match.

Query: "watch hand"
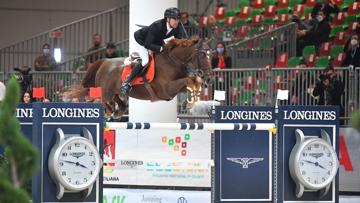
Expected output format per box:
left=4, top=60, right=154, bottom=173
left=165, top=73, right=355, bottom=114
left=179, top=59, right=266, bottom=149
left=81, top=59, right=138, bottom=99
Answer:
left=303, top=160, right=326, bottom=169
left=303, top=160, right=316, bottom=165
left=63, top=160, right=88, bottom=169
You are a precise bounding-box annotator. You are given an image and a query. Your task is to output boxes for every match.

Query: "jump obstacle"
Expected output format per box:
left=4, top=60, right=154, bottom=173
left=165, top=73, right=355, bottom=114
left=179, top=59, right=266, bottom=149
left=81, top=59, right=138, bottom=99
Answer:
left=106, top=122, right=276, bottom=131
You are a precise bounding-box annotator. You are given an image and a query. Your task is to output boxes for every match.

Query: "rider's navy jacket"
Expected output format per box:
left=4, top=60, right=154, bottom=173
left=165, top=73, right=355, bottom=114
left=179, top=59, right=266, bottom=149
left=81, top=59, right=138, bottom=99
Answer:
left=134, top=18, right=181, bottom=53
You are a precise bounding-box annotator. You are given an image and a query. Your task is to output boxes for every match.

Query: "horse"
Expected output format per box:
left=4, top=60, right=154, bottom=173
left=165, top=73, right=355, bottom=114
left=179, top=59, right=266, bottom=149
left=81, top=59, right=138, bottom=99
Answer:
left=64, top=37, right=213, bottom=119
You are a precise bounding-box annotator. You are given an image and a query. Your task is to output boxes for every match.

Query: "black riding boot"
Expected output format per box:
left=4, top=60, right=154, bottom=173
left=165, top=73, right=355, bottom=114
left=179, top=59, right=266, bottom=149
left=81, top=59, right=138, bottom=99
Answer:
left=120, top=60, right=143, bottom=95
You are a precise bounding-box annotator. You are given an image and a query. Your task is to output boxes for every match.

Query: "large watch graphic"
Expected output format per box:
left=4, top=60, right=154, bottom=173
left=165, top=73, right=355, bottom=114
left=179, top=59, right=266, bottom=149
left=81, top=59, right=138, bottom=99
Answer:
left=289, top=129, right=339, bottom=198
left=48, top=128, right=102, bottom=200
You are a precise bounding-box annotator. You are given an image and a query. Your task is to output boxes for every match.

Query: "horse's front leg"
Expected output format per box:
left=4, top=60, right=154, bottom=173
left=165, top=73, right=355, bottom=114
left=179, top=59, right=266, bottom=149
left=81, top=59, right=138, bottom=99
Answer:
left=165, top=77, right=197, bottom=107
left=193, top=76, right=203, bottom=102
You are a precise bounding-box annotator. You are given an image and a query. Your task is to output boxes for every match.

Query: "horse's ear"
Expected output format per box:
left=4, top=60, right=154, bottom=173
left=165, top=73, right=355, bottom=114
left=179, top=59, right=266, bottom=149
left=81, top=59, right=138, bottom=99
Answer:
left=190, top=35, right=200, bottom=44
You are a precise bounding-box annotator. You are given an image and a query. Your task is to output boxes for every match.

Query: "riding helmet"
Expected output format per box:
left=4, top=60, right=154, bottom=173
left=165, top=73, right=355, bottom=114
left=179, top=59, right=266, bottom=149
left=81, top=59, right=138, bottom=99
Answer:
left=164, top=7, right=181, bottom=20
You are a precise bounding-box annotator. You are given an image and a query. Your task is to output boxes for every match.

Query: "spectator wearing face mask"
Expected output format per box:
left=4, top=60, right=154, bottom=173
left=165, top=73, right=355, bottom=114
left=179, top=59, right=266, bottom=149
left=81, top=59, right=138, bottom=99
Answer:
left=342, top=32, right=360, bottom=68
left=34, top=43, right=57, bottom=71
left=105, top=42, right=119, bottom=59
left=311, top=0, right=339, bottom=21
left=296, top=10, right=331, bottom=56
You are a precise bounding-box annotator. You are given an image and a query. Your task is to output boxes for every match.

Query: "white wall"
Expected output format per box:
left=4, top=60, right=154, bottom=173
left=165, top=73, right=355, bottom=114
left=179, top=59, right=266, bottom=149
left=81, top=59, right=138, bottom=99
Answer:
left=0, top=0, right=127, bottom=48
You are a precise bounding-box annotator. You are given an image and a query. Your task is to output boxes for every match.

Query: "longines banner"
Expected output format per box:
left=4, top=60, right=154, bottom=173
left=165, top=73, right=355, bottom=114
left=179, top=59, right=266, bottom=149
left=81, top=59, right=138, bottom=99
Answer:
left=103, top=129, right=211, bottom=187
left=277, top=106, right=339, bottom=203
left=339, top=128, right=360, bottom=192
left=32, top=103, right=104, bottom=203
left=103, top=188, right=211, bottom=203
left=215, top=106, right=275, bottom=203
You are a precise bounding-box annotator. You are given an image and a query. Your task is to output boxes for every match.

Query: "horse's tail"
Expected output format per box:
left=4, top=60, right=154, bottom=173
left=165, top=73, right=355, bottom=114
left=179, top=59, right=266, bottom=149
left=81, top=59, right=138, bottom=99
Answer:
left=63, top=85, right=89, bottom=100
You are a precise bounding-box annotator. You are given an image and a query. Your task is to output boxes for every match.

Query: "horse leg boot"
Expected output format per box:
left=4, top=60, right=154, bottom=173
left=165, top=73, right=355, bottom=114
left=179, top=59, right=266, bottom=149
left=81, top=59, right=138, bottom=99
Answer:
left=120, top=59, right=143, bottom=95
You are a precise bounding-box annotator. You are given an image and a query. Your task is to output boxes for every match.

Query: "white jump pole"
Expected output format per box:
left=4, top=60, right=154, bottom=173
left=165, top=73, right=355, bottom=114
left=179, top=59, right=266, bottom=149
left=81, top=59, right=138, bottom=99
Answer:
left=106, top=122, right=276, bottom=131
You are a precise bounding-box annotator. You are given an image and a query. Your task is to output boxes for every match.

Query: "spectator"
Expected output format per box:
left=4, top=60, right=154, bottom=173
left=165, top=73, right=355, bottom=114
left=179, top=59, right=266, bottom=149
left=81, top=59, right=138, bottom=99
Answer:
left=311, top=0, right=339, bottom=21
left=207, top=15, right=217, bottom=27
left=86, top=33, right=103, bottom=63
left=292, top=12, right=308, bottom=31
left=180, top=12, right=190, bottom=26
left=23, top=92, right=32, bottom=103
left=42, top=98, right=51, bottom=103
left=105, top=43, right=119, bottom=59
left=312, top=66, right=344, bottom=115
left=71, top=97, right=80, bottom=103
left=34, top=43, right=57, bottom=71
left=342, top=32, right=360, bottom=67
left=296, top=10, right=331, bottom=56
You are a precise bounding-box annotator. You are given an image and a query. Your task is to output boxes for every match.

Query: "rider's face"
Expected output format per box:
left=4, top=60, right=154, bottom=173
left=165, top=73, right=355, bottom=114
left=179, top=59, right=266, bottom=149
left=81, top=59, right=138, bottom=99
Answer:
left=168, top=18, right=180, bottom=28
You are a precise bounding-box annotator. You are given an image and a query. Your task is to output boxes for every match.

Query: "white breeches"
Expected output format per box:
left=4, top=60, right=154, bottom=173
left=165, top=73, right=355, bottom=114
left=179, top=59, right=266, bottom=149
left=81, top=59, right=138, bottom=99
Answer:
left=133, top=41, right=149, bottom=66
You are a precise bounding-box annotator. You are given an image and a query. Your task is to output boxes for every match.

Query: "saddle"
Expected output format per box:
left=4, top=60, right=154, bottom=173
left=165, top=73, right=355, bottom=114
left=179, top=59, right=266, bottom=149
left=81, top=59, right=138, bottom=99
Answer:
left=121, top=52, right=155, bottom=85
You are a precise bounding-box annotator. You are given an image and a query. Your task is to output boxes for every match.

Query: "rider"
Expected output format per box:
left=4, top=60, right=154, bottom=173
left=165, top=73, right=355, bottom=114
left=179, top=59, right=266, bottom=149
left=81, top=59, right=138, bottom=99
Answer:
left=120, top=7, right=182, bottom=94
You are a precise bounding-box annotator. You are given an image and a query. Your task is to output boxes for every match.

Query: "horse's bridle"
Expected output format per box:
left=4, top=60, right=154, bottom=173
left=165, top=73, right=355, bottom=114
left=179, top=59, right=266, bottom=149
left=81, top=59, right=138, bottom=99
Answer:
left=165, top=39, right=212, bottom=77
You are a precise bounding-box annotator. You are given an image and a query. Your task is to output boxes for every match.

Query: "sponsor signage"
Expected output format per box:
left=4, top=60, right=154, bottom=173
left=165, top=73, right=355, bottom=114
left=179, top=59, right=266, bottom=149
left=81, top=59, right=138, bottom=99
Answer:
left=215, top=106, right=274, bottom=203
left=103, top=129, right=211, bottom=187
left=31, top=103, right=103, bottom=203
left=103, top=188, right=211, bottom=203
left=277, top=106, right=339, bottom=203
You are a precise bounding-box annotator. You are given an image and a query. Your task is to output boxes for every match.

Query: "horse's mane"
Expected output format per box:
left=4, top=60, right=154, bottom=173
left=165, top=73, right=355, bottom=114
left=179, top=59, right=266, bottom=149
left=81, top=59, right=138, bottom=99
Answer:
left=164, top=36, right=199, bottom=52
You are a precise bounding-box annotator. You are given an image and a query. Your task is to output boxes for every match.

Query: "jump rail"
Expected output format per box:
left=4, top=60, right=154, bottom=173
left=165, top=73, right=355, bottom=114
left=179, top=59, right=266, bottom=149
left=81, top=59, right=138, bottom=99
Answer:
left=106, top=122, right=276, bottom=131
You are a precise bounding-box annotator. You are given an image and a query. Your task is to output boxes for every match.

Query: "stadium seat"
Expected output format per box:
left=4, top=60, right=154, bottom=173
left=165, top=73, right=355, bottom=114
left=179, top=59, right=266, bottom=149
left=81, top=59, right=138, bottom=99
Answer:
left=305, top=53, right=316, bottom=67
left=329, top=25, right=344, bottom=38
left=316, top=56, right=330, bottom=67
left=252, top=15, right=264, bottom=26
left=305, top=0, right=317, bottom=8
left=288, top=56, right=301, bottom=67
left=334, top=0, right=344, bottom=6
left=302, top=45, right=316, bottom=57
left=239, top=6, right=252, bottom=20
left=319, top=42, right=332, bottom=56
left=340, top=0, right=359, bottom=11
left=238, top=90, right=254, bottom=105
left=346, top=22, right=359, bottom=34
left=330, top=45, right=344, bottom=58
left=214, top=7, right=225, bottom=19
left=225, top=16, right=236, bottom=26
left=253, top=0, right=264, bottom=9
left=236, top=26, right=250, bottom=39
left=243, top=76, right=257, bottom=90
left=250, top=8, right=263, bottom=18
left=275, top=53, right=289, bottom=67
left=277, top=14, right=290, bottom=24
left=347, top=2, right=359, bottom=16
left=239, top=0, right=250, bottom=7
left=334, top=31, right=347, bottom=44
left=293, top=4, right=305, bottom=16
left=290, top=0, right=303, bottom=7
left=332, top=12, right=347, bottom=25
left=198, top=16, right=208, bottom=26
left=277, top=7, right=291, bottom=15
left=273, top=75, right=285, bottom=90
left=332, top=52, right=346, bottom=67
left=278, top=0, right=290, bottom=8
left=343, top=15, right=357, bottom=29
left=264, top=5, right=277, bottom=17
left=225, top=9, right=237, bottom=17
left=264, top=0, right=276, bottom=6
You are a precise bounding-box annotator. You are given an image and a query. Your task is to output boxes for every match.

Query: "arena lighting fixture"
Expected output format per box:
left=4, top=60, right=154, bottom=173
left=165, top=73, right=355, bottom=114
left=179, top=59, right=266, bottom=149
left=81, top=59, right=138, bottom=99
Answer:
left=54, top=48, right=62, bottom=63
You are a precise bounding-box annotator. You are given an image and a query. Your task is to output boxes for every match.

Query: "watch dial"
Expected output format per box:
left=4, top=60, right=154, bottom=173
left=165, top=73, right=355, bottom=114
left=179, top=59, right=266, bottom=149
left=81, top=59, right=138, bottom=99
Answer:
left=298, top=140, right=338, bottom=187
left=58, top=140, right=99, bottom=188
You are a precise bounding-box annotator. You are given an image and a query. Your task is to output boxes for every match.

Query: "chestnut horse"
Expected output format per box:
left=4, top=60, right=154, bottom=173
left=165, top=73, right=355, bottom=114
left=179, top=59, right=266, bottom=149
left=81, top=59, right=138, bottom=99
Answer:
left=65, top=37, right=212, bottom=118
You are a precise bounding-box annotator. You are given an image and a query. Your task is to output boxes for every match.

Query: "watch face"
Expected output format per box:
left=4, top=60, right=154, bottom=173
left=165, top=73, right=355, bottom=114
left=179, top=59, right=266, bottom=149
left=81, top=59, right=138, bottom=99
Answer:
left=57, top=138, right=100, bottom=190
left=297, top=139, right=338, bottom=189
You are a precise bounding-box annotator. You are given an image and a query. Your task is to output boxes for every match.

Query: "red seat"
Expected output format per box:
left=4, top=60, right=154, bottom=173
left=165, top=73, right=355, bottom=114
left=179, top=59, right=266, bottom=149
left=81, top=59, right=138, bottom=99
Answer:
left=225, top=16, right=236, bottom=26
left=346, top=22, right=359, bottom=34
left=305, top=0, right=317, bottom=7
left=264, top=5, right=277, bottom=17
left=198, top=16, right=208, bottom=27
left=332, top=12, right=347, bottom=25
left=253, top=0, right=264, bottom=9
left=293, top=4, right=305, bottom=16
left=252, top=15, right=264, bottom=25
left=239, top=6, right=252, bottom=19
left=278, top=0, right=290, bottom=8
left=347, top=2, right=360, bottom=16
left=275, top=53, right=289, bottom=67
left=303, top=13, right=312, bottom=21
left=214, top=7, right=225, bottom=19
left=305, top=54, right=316, bottom=67
left=273, top=75, right=284, bottom=90
left=334, top=31, right=347, bottom=45
left=237, top=26, right=250, bottom=39
left=319, top=42, right=332, bottom=56
left=277, top=14, right=289, bottom=25
left=244, top=76, right=257, bottom=90
left=332, top=52, right=346, bottom=67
